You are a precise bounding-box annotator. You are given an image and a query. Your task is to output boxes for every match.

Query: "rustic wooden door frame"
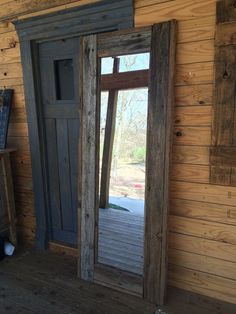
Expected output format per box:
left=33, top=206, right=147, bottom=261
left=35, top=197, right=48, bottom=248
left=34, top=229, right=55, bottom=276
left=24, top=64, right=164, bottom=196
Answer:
left=14, top=0, right=134, bottom=250
left=81, top=22, right=176, bottom=305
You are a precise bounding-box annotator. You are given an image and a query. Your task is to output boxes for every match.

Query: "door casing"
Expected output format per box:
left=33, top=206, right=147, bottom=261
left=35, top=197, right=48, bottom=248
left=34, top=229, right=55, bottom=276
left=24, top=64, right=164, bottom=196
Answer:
left=14, top=1, right=176, bottom=306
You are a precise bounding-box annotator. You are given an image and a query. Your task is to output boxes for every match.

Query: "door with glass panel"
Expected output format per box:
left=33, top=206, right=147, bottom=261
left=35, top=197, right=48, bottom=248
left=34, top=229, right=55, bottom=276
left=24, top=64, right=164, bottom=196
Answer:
left=39, top=37, right=80, bottom=245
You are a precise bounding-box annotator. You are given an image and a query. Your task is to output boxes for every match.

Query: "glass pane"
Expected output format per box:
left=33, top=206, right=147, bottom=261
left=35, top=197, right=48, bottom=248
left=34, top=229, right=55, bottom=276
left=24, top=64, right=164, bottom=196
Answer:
left=54, top=59, right=74, bottom=100
left=119, top=53, right=150, bottom=72
left=110, top=89, right=148, bottom=205
left=98, top=88, right=148, bottom=276
left=101, top=57, right=114, bottom=75
left=99, top=91, right=109, bottom=175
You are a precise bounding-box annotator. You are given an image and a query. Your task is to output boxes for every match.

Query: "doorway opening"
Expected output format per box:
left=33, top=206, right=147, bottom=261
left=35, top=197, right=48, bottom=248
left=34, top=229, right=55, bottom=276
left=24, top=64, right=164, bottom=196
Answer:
left=98, top=53, right=149, bottom=275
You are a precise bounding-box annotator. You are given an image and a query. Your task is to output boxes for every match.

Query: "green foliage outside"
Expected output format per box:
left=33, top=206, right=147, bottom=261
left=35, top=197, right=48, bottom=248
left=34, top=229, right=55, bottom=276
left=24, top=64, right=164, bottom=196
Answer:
left=130, top=146, right=146, bottom=163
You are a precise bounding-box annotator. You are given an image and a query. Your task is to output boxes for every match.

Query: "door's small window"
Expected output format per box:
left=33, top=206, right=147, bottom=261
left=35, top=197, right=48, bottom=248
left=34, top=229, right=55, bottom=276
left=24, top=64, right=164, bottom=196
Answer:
left=54, top=59, right=74, bottom=100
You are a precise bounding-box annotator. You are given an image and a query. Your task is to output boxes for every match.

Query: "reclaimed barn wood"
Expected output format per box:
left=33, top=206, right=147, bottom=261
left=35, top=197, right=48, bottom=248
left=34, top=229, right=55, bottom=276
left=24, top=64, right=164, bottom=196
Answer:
left=3, top=0, right=236, bottom=308
left=39, top=37, right=80, bottom=245
left=210, top=0, right=236, bottom=186
left=19, top=40, right=49, bottom=249
left=0, top=149, right=17, bottom=245
left=99, top=58, right=119, bottom=209
left=97, top=27, right=151, bottom=57
left=1, top=250, right=236, bottom=314
left=14, top=0, right=134, bottom=251
left=144, top=20, right=176, bottom=305
left=13, top=0, right=134, bottom=41
left=80, top=35, right=97, bottom=281
left=100, top=70, right=149, bottom=91
left=0, top=89, right=13, bottom=149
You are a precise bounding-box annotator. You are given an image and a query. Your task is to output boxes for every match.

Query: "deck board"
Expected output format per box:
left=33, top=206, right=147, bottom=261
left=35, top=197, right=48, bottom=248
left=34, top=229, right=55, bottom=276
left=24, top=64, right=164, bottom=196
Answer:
left=0, top=250, right=235, bottom=314
left=98, top=208, right=144, bottom=275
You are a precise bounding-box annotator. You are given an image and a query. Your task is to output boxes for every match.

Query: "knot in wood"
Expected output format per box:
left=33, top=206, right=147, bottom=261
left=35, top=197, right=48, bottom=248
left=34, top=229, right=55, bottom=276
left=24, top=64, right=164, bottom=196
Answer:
left=223, top=69, right=230, bottom=79
left=175, top=131, right=182, bottom=137
left=9, top=41, right=16, bottom=48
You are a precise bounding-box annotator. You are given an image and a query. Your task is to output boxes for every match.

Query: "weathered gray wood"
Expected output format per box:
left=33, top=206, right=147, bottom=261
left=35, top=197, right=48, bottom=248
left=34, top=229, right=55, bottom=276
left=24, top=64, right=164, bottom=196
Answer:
left=80, top=35, right=97, bottom=281
left=14, top=0, right=134, bottom=251
left=100, top=70, right=149, bottom=91
left=56, top=119, right=73, bottom=231
left=13, top=0, right=134, bottom=41
left=98, top=209, right=144, bottom=274
left=210, top=147, right=236, bottom=167
left=99, top=58, right=119, bottom=209
left=0, top=89, right=14, bottom=149
left=98, top=26, right=151, bottom=57
left=19, top=40, right=49, bottom=249
left=2, top=152, right=17, bottom=245
left=39, top=37, right=80, bottom=244
left=94, top=263, right=143, bottom=297
left=216, top=0, right=236, bottom=24
left=144, top=21, right=176, bottom=305
left=45, top=119, right=61, bottom=232
left=1, top=251, right=235, bottom=314
left=210, top=1, right=236, bottom=186
left=0, top=156, right=8, bottom=232
left=68, top=120, right=80, bottom=233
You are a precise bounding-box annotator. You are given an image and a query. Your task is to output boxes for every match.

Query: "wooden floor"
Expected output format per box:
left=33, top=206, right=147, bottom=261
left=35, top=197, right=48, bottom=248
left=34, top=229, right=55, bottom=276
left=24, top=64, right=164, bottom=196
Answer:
left=98, top=208, right=144, bottom=275
left=0, top=250, right=235, bottom=314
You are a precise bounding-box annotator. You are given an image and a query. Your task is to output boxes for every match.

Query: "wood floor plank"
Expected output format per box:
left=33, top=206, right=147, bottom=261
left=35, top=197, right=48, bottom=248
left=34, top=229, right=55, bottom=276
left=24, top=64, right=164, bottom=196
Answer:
left=98, top=208, right=144, bottom=275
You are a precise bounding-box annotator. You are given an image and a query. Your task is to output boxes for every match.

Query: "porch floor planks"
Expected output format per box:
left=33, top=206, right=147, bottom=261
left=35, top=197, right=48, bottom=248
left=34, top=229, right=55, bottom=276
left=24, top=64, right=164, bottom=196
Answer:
left=98, top=208, right=144, bottom=275
left=0, top=250, right=235, bottom=314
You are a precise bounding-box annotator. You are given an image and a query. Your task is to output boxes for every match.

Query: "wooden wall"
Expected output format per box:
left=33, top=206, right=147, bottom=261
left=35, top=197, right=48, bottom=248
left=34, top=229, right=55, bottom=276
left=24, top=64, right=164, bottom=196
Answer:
left=1, top=0, right=236, bottom=305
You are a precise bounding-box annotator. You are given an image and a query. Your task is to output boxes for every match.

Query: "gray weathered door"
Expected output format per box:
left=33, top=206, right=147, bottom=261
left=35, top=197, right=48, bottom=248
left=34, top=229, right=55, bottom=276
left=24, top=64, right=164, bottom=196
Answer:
left=39, top=37, right=80, bottom=245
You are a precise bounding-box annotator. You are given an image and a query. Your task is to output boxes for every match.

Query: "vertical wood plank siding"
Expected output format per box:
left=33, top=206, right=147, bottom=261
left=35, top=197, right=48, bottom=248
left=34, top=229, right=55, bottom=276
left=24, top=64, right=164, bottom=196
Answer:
left=2, top=0, right=236, bottom=305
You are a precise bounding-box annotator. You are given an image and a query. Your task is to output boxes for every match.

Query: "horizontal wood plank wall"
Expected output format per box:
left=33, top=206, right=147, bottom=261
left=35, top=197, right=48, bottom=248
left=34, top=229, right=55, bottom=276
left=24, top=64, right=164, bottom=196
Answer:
left=1, top=0, right=236, bottom=305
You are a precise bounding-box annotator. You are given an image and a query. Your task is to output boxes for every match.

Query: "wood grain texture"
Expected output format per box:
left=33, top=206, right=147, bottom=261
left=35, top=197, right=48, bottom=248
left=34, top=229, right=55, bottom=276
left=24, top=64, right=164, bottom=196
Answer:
left=169, top=233, right=236, bottom=262
left=100, top=70, right=149, bottom=91
left=135, top=0, right=216, bottom=26
left=175, top=84, right=213, bottom=106
left=98, top=26, right=151, bottom=57
left=3, top=0, right=236, bottom=306
left=175, top=62, right=213, bottom=86
left=211, top=2, right=236, bottom=186
left=172, top=145, right=209, bottom=165
left=177, top=16, right=215, bottom=43
left=172, top=164, right=209, bottom=183
left=170, top=198, right=236, bottom=225
left=169, top=215, right=236, bottom=244
left=171, top=181, right=236, bottom=206
left=216, top=22, right=236, bottom=46
left=144, top=20, right=176, bottom=305
left=0, top=152, right=17, bottom=245
left=173, top=126, right=211, bottom=146
left=174, top=106, right=212, bottom=126
left=0, top=0, right=99, bottom=21
left=169, top=248, right=236, bottom=281
left=80, top=35, right=97, bottom=281
left=216, top=0, right=236, bottom=24
left=176, top=40, right=214, bottom=65
left=169, top=265, right=235, bottom=303
left=169, top=263, right=236, bottom=304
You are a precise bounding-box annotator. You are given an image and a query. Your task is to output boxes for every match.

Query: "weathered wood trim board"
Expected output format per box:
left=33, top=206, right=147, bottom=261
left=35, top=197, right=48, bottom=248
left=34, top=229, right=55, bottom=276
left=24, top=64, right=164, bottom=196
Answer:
left=13, top=0, right=134, bottom=250
left=210, top=0, right=236, bottom=186
left=2, top=0, right=236, bottom=307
